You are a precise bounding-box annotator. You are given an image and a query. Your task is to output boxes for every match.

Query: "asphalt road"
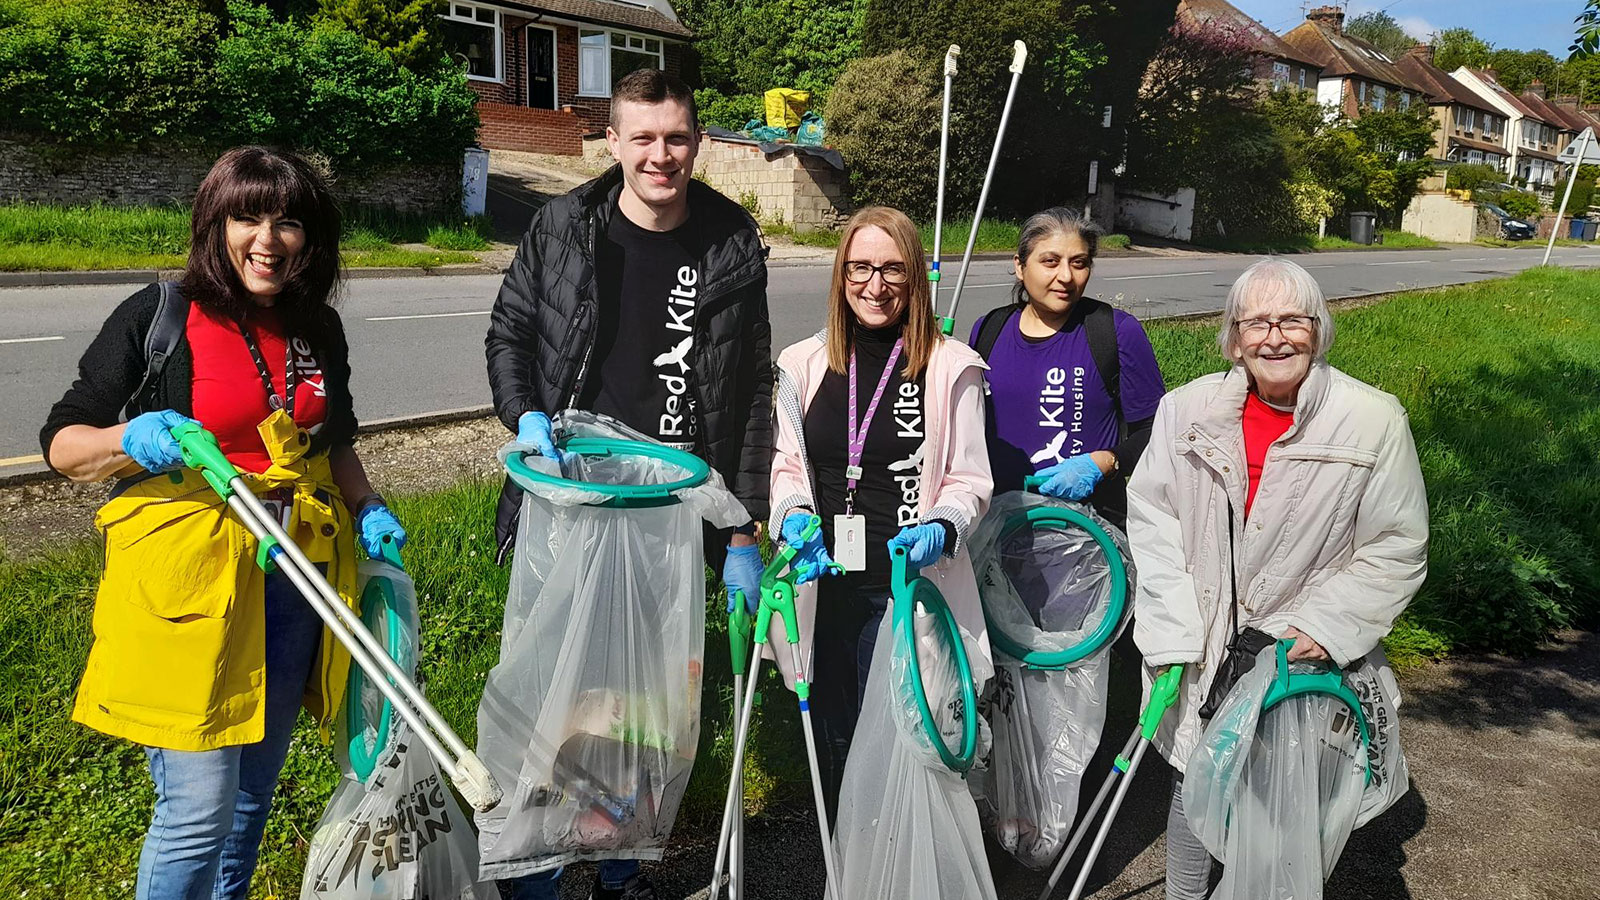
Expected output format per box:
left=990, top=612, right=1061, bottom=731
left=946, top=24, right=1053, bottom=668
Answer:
left=5, top=244, right=1599, bottom=471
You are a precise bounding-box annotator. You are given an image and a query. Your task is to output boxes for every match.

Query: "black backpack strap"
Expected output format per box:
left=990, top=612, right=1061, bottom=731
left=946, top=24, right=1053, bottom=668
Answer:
left=972, top=304, right=1018, bottom=360
left=121, top=281, right=188, bottom=422
left=1081, top=298, right=1123, bottom=434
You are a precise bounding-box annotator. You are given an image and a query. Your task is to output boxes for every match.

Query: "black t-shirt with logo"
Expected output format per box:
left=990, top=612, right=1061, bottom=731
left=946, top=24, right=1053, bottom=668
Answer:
left=579, top=210, right=702, bottom=448
left=803, top=323, right=927, bottom=588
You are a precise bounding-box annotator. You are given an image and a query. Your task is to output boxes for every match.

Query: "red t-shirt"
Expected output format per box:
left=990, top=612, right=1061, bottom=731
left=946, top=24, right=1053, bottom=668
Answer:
left=188, top=303, right=329, bottom=473
left=1241, top=392, right=1294, bottom=516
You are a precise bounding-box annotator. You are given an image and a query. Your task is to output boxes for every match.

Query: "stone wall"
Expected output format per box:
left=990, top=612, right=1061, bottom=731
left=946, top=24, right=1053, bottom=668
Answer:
left=0, top=135, right=461, bottom=214
left=1401, top=191, right=1482, bottom=243
left=692, top=137, right=850, bottom=232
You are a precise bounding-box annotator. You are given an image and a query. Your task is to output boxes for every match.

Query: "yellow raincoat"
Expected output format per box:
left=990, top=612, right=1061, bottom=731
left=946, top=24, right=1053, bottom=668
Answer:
left=72, top=412, right=360, bottom=751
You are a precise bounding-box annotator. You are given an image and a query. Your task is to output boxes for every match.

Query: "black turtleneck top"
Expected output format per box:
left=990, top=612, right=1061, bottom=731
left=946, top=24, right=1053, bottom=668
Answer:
left=803, top=323, right=931, bottom=587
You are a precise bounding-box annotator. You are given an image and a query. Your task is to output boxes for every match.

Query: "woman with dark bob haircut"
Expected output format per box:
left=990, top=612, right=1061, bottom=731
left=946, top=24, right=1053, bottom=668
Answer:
left=41, top=146, right=406, bottom=899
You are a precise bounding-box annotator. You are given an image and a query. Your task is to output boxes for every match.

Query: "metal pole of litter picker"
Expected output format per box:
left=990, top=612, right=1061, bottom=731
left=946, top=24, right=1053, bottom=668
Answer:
left=710, top=651, right=765, bottom=898
left=730, top=668, right=745, bottom=900
left=1037, top=728, right=1140, bottom=900
left=941, top=40, right=1027, bottom=336
left=171, top=424, right=502, bottom=812
left=930, top=44, right=960, bottom=317
left=791, top=640, right=843, bottom=900
left=1545, top=126, right=1594, bottom=266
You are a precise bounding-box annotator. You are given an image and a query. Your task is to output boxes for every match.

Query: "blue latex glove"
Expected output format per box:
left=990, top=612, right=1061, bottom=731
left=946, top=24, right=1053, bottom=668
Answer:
left=782, top=512, right=839, bottom=586
left=1038, top=454, right=1104, bottom=501
left=516, top=411, right=560, bottom=459
left=889, top=522, right=947, bottom=571
left=723, top=542, right=764, bottom=614
left=356, top=504, right=407, bottom=558
left=121, top=410, right=198, bottom=473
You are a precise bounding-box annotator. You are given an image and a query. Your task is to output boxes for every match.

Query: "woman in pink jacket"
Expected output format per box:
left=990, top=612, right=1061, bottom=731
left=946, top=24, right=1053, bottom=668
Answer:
left=766, top=205, right=994, bottom=821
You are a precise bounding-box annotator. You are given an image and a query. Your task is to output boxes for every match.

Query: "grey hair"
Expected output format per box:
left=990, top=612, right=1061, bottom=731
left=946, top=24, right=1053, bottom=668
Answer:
left=1010, top=207, right=1103, bottom=306
left=1217, top=257, right=1335, bottom=362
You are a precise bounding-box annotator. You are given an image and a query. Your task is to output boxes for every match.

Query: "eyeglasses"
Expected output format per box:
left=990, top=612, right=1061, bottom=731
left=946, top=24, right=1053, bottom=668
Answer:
left=844, top=261, right=910, bottom=285
left=1237, top=315, right=1315, bottom=338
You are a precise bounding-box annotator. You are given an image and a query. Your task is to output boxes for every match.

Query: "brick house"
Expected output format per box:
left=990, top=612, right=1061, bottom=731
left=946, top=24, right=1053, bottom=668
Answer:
left=1394, top=45, right=1510, bottom=172
left=1453, top=68, right=1565, bottom=188
left=439, top=0, right=692, bottom=155
left=1280, top=6, right=1429, bottom=120
left=1174, top=0, right=1322, bottom=93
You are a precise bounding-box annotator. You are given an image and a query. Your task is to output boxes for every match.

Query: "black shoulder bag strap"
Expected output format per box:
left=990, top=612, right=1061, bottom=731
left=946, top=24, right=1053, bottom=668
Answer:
left=1198, top=497, right=1278, bottom=718
left=120, top=280, right=188, bottom=422
left=971, top=305, right=1018, bottom=360
left=1081, top=298, right=1124, bottom=438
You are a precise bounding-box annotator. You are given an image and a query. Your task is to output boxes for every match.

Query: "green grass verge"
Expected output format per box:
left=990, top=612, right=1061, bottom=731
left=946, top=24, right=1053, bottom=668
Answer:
left=0, top=203, right=491, bottom=271
left=1198, top=229, right=1438, bottom=253
left=764, top=218, right=1026, bottom=254
left=1101, top=233, right=1132, bottom=250
left=4, top=268, right=1599, bottom=893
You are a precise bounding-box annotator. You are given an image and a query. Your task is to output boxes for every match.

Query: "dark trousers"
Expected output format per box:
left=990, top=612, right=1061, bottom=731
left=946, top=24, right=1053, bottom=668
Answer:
left=808, top=578, right=893, bottom=826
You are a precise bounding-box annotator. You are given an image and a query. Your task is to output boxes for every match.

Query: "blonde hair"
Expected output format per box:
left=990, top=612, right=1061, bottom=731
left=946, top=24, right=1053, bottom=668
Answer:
left=826, top=206, right=940, bottom=378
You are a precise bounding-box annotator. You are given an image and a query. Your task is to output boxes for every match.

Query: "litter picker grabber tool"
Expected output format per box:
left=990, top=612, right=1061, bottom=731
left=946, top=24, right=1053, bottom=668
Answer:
left=940, top=39, right=1027, bottom=337
left=929, top=43, right=960, bottom=317
left=171, top=422, right=503, bottom=813
left=1038, top=664, right=1183, bottom=900
left=709, top=515, right=844, bottom=900
left=725, top=599, right=756, bottom=900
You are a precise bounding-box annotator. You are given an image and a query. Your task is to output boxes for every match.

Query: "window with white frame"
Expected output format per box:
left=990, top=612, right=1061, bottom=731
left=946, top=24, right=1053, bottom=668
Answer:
left=1358, top=81, right=1366, bottom=104
left=1298, top=68, right=1307, bottom=89
left=441, top=2, right=501, bottom=81
left=1466, top=150, right=1484, bottom=164
left=1399, top=91, right=1411, bottom=109
left=1454, top=106, right=1476, bottom=132
left=1522, top=119, right=1539, bottom=147
left=1372, top=84, right=1387, bottom=110
left=1272, top=62, right=1291, bottom=85
left=1483, top=113, right=1503, bottom=139
left=578, top=28, right=665, bottom=96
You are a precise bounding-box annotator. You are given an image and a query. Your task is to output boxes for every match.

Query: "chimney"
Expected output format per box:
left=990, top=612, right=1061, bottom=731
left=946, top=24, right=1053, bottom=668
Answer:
left=1484, top=68, right=1499, bottom=83
left=1527, top=80, right=1547, bottom=99
left=1407, top=43, right=1433, bottom=64
left=1307, top=5, right=1344, bottom=34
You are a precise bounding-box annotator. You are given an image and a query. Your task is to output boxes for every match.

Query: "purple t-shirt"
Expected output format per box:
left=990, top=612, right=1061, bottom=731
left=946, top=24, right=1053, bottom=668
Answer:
left=972, top=306, right=1165, bottom=492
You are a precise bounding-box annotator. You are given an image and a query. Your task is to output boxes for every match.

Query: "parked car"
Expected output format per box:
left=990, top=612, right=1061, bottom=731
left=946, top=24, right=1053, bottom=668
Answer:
left=1481, top=203, right=1536, bottom=240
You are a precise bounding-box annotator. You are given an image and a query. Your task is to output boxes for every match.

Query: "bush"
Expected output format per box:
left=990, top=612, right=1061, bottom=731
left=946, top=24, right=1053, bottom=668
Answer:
left=694, top=88, right=762, bottom=131
left=825, top=51, right=939, bottom=213
left=1447, top=162, right=1505, bottom=193
left=1498, top=190, right=1542, bottom=220
left=1551, top=163, right=1599, bottom=216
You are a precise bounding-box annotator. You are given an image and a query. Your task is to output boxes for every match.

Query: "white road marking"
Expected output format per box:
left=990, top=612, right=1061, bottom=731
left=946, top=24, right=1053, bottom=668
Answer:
left=0, top=453, right=43, bottom=466
left=1367, top=260, right=1427, bottom=266
left=1101, top=270, right=1215, bottom=281
left=1305, top=265, right=1337, bottom=269
left=367, top=310, right=492, bottom=322
left=0, top=335, right=64, bottom=345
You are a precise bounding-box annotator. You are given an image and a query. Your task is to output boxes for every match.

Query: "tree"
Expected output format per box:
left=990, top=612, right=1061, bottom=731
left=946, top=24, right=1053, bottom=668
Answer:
left=676, top=0, right=867, bottom=109
left=313, top=0, right=447, bottom=72
left=1349, top=105, right=1438, bottom=224
left=825, top=51, right=939, bottom=213
left=1346, top=11, right=1419, bottom=59
left=1431, top=27, right=1492, bottom=72
left=1486, top=48, right=1560, bottom=93
left=1573, top=0, right=1600, bottom=59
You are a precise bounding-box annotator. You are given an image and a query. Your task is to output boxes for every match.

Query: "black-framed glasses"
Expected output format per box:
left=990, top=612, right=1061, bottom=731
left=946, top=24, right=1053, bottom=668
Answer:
left=844, top=261, right=910, bottom=285
left=1237, top=315, right=1314, bottom=338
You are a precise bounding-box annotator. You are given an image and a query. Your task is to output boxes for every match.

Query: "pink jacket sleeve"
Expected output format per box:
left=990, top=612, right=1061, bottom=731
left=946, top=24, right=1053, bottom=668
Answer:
left=767, top=357, right=815, bottom=535
left=922, top=363, right=993, bottom=556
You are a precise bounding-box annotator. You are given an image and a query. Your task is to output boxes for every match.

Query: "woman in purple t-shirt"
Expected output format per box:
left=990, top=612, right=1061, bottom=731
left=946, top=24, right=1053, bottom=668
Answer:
left=968, top=207, right=1165, bottom=528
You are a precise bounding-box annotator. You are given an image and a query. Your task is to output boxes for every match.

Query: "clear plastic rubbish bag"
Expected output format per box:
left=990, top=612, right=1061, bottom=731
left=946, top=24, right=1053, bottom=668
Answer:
left=303, top=561, right=491, bottom=900
left=832, top=609, right=998, bottom=900
left=968, top=493, right=1132, bottom=868
left=1184, top=646, right=1369, bottom=900
left=475, top=411, right=748, bottom=880
left=1345, top=655, right=1409, bottom=828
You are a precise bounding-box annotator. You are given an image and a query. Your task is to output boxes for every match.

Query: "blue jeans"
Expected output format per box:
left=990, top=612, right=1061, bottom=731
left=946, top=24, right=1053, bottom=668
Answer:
left=502, top=859, right=640, bottom=899
left=136, top=572, right=322, bottom=900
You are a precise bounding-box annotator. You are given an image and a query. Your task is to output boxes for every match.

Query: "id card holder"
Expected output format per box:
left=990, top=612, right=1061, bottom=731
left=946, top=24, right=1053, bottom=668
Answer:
left=834, top=514, right=867, bottom=572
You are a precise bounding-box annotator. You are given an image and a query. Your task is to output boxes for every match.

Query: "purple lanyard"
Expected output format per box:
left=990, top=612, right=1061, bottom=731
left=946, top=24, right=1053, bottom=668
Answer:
left=846, top=338, right=904, bottom=508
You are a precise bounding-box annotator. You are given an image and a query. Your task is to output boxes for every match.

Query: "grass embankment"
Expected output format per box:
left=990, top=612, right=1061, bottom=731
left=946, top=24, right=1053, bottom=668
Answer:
left=0, top=203, right=492, bottom=272
left=1197, top=228, right=1438, bottom=253
left=4, top=267, right=1598, bottom=894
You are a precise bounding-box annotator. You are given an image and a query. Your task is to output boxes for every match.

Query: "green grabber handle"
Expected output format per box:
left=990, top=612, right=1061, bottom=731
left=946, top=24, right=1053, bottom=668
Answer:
left=752, top=513, right=825, bottom=647
left=1116, top=664, right=1184, bottom=771
left=938, top=316, right=955, bottom=336
left=1023, top=473, right=1048, bottom=492
left=172, top=422, right=281, bottom=571
left=728, top=604, right=754, bottom=676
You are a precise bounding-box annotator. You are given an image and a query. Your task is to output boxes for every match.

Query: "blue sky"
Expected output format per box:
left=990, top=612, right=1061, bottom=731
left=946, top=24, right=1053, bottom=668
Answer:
left=1232, top=1, right=1582, bottom=57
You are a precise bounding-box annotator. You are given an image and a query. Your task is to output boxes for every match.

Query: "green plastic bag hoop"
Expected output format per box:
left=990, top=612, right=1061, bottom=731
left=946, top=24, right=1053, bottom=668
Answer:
left=890, top=546, right=980, bottom=774
left=1260, top=639, right=1374, bottom=785
left=503, top=438, right=710, bottom=508
left=346, top=560, right=407, bottom=783
left=983, top=503, right=1128, bottom=670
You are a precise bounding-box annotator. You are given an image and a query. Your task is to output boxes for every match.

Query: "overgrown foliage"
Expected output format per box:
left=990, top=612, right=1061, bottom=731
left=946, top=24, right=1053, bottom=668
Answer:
left=312, top=0, right=447, bottom=71
left=824, top=51, right=940, bottom=214
left=0, top=0, right=478, bottom=170
left=1498, top=190, right=1542, bottom=219
left=1345, top=11, right=1420, bottom=60
left=1446, top=162, right=1507, bottom=193
left=1552, top=164, right=1600, bottom=215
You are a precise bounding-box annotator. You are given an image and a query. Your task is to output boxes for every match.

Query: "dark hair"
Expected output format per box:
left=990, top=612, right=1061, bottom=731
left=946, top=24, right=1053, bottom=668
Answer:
left=1010, top=206, right=1102, bottom=307
left=181, top=146, right=343, bottom=337
left=609, top=68, right=699, bottom=130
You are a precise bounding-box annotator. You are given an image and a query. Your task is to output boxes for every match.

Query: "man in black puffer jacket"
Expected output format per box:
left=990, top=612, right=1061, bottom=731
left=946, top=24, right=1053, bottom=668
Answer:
left=483, top=69, right=771, bottom=900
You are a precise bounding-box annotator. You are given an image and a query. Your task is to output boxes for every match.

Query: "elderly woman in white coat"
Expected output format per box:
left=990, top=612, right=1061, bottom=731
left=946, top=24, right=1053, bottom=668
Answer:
left=1126, top=257, right=1429, bottom=899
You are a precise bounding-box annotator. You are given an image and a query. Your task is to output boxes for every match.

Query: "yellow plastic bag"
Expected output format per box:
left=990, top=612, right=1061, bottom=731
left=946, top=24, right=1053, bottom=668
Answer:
left=764, top=88, right=811, bottom=128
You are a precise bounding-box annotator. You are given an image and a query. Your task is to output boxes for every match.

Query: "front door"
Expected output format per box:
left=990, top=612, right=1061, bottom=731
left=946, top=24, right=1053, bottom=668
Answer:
left=527, top=26, right=556, bottom=110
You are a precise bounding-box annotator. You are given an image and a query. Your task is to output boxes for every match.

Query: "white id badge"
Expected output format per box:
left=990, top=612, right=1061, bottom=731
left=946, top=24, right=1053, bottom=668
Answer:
left=833, top=514, right=867, bottom=572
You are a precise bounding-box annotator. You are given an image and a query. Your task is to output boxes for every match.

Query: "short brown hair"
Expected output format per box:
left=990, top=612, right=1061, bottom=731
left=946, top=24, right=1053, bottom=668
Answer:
left=609, top=68, right=699, bottom=130
left=181, top=146, right=343, bottom=338
left=826, top=206, right=941, bottom=379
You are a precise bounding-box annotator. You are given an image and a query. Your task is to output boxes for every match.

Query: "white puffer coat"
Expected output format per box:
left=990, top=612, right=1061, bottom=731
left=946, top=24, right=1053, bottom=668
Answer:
left=1127, top=362, right=1428, bottom=772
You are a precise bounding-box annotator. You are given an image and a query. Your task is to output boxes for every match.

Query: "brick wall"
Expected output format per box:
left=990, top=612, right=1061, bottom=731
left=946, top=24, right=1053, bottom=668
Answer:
left=475, top=102, right=584, bottom=155
left=691, top=137, right=851, bottom=232
left=0, top=135, right=460, bottom=213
